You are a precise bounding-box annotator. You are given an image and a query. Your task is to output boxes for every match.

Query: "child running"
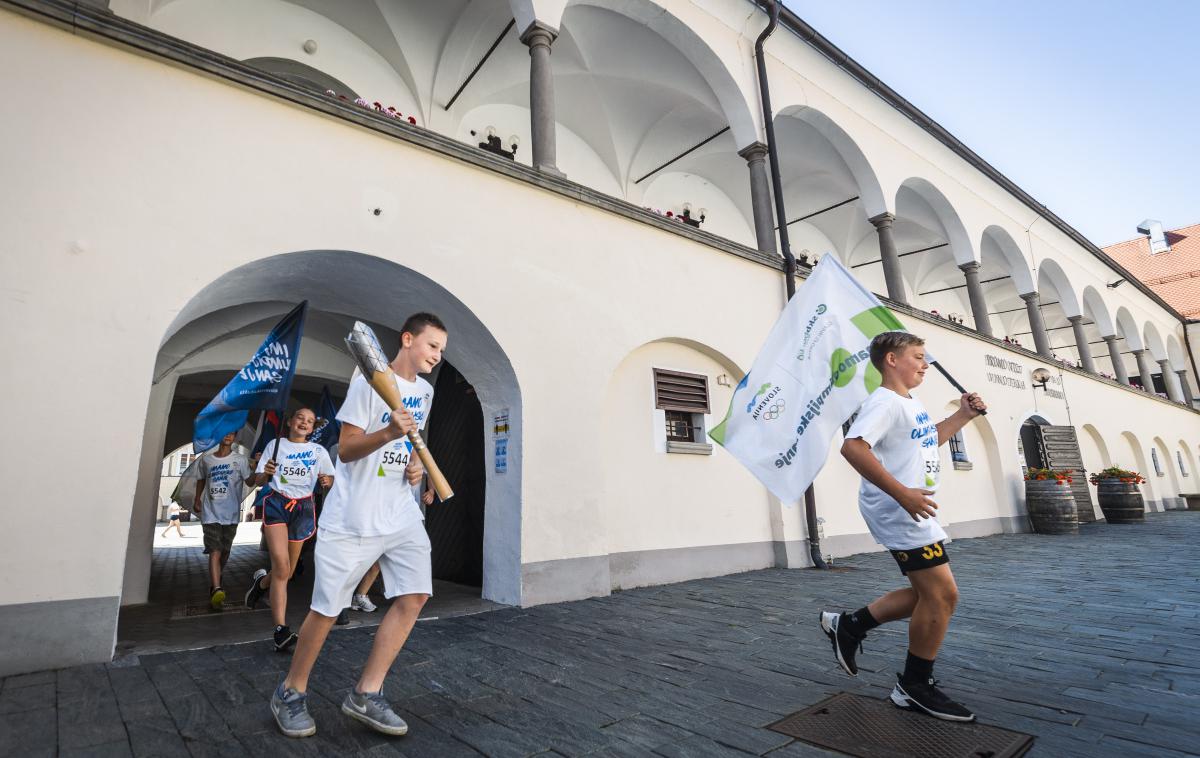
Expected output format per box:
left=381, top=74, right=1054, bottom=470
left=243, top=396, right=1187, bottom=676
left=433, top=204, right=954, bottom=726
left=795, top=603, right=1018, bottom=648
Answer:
left=269, top=312, right=443, bottom=739
left=193, top=432, right=253, bottom=610
left=823, top=331, right=986, bottom=722
left=244, top=408, right=335, bottom=651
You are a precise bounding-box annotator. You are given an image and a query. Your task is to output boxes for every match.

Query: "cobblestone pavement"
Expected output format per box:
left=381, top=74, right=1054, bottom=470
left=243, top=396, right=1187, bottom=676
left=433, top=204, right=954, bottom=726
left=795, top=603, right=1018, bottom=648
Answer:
left=118, top=521, right=501, bottom=657
left=3, top=512, right=1197, bottom=757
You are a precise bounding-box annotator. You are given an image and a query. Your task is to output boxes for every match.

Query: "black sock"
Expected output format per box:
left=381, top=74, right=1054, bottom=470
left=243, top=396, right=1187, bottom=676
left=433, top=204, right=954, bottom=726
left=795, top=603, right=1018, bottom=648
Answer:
left=903, top=651, right=935, bottom=684
left=841, top=607, right=880, bottom=636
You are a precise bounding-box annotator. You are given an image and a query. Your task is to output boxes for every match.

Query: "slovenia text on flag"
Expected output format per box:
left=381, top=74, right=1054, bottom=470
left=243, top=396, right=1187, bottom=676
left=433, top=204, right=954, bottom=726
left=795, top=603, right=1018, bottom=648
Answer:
left=708, top=254, right=931, bottom=503
left=192, top=301, right=308, bottom=453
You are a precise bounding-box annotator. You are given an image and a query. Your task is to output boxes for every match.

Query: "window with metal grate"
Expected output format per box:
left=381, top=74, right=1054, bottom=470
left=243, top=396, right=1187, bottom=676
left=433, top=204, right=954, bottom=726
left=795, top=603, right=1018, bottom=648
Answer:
left=653, top=369, right=710, bottom=450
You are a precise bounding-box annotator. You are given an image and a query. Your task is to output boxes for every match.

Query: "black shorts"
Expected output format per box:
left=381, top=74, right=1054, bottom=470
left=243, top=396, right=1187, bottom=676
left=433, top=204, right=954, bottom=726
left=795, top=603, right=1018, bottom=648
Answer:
left=890, top=541, right=949, bottom=575
left=202, top=523, right=239, bottom=555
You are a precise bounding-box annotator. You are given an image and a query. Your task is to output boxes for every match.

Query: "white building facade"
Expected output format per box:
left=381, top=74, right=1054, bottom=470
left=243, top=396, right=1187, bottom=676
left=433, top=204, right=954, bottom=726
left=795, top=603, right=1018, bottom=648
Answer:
left=2, top=0, right=1198, bottom=675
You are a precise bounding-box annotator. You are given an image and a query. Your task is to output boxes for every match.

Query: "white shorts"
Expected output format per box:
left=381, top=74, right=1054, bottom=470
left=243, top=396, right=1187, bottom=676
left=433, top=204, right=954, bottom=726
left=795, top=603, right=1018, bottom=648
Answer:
left=310, top=521, right=433, bottom=617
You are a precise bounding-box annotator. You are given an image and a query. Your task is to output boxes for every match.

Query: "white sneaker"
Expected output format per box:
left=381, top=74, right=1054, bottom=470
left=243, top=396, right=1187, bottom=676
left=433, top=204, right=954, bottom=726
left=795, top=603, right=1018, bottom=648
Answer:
left=351, top=594, right=377, bottom=613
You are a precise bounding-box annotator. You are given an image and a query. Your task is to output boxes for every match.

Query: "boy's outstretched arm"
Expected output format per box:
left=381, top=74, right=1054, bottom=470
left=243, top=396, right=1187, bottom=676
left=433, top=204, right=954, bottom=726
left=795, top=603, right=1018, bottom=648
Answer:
left=935, top=392, right=987, bottom=445
left=841, top=438, right=938, bottom=521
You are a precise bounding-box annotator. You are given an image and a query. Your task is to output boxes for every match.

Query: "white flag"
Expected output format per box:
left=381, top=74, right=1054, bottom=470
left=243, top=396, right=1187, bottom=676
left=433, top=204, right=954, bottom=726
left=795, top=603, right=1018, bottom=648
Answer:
left=709, top=254, right=929, bottom=502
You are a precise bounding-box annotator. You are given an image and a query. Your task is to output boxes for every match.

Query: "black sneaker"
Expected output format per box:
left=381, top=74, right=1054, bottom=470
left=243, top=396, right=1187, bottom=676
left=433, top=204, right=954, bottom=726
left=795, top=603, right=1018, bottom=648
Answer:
left=335, top=609, right=350, bottom=626
left=274, top=625, right=298, bottom=653
left=245, top=568, right=268, bottom=609
left=820, top=611, right=864, bottom=676
left=890, top=675, right=976, bottom=722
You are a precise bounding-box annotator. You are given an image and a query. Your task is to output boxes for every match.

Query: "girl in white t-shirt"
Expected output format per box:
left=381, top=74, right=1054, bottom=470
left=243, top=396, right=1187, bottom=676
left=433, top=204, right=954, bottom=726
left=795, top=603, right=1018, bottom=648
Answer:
left=243, top=408, right=335, bottom=652
left=824, top=331, right=987, bottom=723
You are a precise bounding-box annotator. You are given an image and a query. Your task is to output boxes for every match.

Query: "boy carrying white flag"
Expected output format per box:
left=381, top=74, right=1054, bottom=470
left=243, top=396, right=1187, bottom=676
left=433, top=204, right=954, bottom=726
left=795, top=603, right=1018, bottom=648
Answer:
left=709, top=253, right=927, bottom=503
left=710, top=253, right=989, bottom=722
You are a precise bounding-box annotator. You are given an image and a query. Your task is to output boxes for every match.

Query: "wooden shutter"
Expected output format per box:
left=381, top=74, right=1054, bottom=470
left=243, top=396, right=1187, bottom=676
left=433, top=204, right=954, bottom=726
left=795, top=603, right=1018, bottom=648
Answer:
left=653, top=369, right=710, bottom=413
left=1035, top=425, right=1097, bottom=523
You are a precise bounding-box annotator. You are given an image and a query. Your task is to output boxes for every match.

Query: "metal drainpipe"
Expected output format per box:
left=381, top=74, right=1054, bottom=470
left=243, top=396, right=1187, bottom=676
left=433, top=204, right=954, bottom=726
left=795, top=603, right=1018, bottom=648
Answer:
left=755, top=0, right=828, bottom=570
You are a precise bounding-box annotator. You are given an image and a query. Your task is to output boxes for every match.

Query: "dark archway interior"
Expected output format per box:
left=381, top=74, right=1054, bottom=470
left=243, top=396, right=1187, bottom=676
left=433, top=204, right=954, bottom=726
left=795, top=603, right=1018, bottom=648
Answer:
left=425, top=361, right=486, bottom=587
left=1020, top=416, right=1051, bottom=470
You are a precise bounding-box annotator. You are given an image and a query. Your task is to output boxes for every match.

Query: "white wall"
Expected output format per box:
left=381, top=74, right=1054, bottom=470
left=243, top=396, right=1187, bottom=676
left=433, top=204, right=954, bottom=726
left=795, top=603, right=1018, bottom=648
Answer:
left=3, top=5, right=1200, bottom=671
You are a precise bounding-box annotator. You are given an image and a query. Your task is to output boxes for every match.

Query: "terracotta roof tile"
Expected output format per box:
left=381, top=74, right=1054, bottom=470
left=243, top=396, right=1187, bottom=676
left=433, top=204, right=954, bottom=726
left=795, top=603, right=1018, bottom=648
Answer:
left=1103, top=222, right=1200, bottom=317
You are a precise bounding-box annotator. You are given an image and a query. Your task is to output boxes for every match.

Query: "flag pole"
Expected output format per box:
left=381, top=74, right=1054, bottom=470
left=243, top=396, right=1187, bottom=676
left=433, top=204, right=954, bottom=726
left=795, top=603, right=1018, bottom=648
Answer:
left=269, top=301, right=309, bottom=466
left=930, top=361, right=987, bottom=415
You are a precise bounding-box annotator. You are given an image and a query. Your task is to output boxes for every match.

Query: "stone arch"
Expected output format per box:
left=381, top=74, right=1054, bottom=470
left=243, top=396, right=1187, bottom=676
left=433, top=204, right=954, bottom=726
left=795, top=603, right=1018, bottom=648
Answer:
left=142, top=0, right=422, bottom=116
left=1081, top=286, right=1115, bottom=337
left=1035, top=258, right=1082, bottom=317
left=640, top=170, right=756, bottom=246
left=243, top=57, right=360, bottom=98
left=1114, top=307, right=1144, bottom=351
left=600, top=338, right=773, bottom=590
left=1178, top=440, right=1197, bottom=486
left=437, top=0, right=759, bottom=200
left=979, top=226, right=1035, bottom=342
left=1144, top=322, right=1167, bottom=362
left=1167, top=334, right=1187, bottom=368
left=1119, top=431, right=1157, bottom=511
left=566, top=0, right=758, bottom=150
left=1153, top=436, right=1183, bottom=509
left=895, top=178, right=975, bottom=266
left=980, top=226, right=1035, bottom=294
left=776, top=106, right=888, bottom=219
left=128, top=250, right=524, bottom=608
left=1080, top=424, right=1112, bottom=470
left=939, top=401, right=1012, bottom=528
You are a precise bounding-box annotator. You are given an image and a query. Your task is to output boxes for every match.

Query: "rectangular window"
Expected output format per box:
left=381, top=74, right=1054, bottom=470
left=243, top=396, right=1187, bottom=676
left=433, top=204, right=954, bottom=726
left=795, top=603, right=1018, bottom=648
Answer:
left=1178, top=450, right=1189, bottom=477
left=180, top=452, right=195, bottom=469
left=665, top=410, right=699, bottom=442
left=1152, top=447, right=1164, bottom=476
left=949, top=431, right=967, bottom=462
left=654, top=369, right=711, bottom=454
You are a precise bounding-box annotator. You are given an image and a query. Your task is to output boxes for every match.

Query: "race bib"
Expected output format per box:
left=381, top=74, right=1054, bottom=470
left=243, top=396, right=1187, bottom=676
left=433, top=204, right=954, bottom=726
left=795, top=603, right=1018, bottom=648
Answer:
left=378, top=438, right=413, bottom=478
left=911, top=410, right=940, bottom=489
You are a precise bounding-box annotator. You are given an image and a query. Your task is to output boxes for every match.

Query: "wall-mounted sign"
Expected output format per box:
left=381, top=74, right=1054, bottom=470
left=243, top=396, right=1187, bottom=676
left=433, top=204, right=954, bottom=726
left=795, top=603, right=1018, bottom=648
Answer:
left=984, top=354, right=1025, bottom=390
left=493, top=409, right=509, bottom=474
left=1041, top=373, right=1066, bottom=400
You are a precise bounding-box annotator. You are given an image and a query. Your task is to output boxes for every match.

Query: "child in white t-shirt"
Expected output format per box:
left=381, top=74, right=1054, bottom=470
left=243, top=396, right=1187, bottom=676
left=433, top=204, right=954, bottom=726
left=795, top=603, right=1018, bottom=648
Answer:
left=193, top=431, right=253, bottom=610
left=823, top=331, right=986, bottom=723
left=269, top=313, right=446, bottom=739
left=243, top=408, right=335, bottom=652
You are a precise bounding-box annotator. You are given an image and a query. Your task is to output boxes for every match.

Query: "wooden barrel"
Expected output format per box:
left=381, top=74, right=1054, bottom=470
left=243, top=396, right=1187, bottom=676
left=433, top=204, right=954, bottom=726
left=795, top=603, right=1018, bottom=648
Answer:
left=1025, top=479, right=1079, bottom=535
left=1097, top=480, right=1146, bottom=523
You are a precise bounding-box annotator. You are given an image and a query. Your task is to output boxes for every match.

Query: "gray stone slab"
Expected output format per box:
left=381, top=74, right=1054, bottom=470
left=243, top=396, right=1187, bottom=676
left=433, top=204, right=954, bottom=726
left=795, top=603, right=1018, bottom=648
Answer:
left=0, top=705, right=56, bottom=757
left=0, top=681, right=55, bottom=713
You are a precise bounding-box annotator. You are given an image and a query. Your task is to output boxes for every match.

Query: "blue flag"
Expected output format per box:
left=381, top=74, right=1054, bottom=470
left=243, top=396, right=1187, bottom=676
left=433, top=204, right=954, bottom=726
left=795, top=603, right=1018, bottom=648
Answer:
left=309, top=386, right=341, bottom=453
left=193, top=302, right=307, bottom=453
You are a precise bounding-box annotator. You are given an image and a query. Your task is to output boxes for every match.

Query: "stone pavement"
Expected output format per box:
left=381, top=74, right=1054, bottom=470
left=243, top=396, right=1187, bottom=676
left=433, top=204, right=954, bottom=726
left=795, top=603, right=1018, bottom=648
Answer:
left=3, top=512, right=1198, bottom=757
left=118, top=520, right=502, bottom=657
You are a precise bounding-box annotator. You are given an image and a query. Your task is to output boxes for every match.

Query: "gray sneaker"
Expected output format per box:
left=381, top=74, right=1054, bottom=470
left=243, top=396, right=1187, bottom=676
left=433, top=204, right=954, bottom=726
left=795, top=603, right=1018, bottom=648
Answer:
left=271, top=683, right=316, bottom=738
left=341, top=689, right=409, bottom=736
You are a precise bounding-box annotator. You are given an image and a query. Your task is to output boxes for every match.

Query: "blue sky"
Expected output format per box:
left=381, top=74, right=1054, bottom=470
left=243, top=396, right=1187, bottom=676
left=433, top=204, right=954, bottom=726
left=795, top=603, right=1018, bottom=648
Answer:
left=789, top=1, right=1200, bottom=247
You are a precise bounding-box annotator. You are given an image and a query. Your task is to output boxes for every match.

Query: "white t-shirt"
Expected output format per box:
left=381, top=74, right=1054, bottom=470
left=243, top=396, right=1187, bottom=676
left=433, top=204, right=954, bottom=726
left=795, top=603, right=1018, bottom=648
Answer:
left=320, top=373, right=434, bottom=537
left=196, top=451, right=249, bottom=524
left=846, top=387, right=948, bottom=550
left=256, top=438, right=335, bottom=499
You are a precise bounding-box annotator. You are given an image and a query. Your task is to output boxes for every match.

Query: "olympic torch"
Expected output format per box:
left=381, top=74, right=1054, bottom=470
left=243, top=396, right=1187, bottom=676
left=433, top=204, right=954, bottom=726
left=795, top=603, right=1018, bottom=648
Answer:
left=345, top=321, right=454, bottom=501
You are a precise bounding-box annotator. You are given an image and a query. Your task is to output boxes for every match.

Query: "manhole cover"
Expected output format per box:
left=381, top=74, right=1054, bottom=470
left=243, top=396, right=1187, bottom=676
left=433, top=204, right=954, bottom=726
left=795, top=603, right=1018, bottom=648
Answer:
left=768, top=692, right=1034, bottom=758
